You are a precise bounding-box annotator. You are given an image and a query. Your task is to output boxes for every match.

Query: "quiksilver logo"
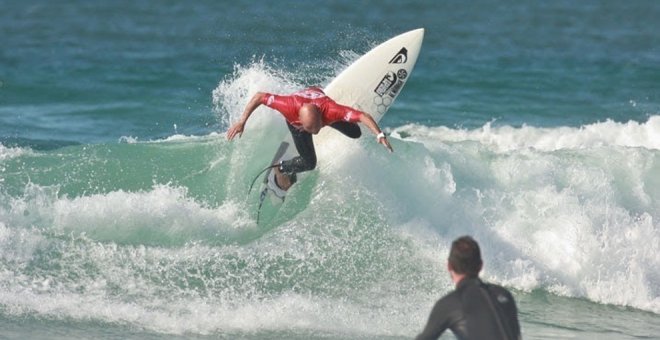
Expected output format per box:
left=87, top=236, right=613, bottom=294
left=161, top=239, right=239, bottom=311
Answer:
left=389, top=47, right=408, bottom=64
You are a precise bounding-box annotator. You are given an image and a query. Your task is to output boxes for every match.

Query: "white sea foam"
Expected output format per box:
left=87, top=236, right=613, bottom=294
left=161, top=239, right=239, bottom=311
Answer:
left=309, top=115, right=660, bottom=314
left=0, top=143, right=30, bottom=161
left=0, top=144, right=29, bottom=184
left=385, top=123, right=658, bottom=313
left=393, top=115, right=660, bottom=152
left=118, top=135, right=139, bottom=144
left=0, top=183, right=255, bottom=246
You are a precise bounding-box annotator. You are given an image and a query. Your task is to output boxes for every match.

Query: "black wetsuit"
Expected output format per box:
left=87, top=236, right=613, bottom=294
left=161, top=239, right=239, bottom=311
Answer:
left=279, top=121, right=361, bottom=176
left=416, top=277, right=521, bottom=340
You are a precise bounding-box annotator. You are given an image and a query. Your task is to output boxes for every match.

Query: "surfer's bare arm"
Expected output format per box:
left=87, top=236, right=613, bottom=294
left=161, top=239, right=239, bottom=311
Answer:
left=227, top=92, right=267, bottom=140
left=359, top=112, right=393, bottom=152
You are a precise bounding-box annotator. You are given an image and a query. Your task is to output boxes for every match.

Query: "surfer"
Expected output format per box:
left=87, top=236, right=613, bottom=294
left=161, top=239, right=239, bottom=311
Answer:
left=226, top=87, right=392, bottom=190
left=416, top=236, right=522, bottom=340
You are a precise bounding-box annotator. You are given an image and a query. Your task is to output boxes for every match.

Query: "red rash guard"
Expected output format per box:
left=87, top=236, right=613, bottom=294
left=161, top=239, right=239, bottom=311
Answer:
left=260, top=87, right=363, bottom=127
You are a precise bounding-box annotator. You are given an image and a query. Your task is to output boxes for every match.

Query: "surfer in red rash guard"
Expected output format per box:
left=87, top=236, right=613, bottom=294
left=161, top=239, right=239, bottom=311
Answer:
left=227, top=87, right=392, bottom=190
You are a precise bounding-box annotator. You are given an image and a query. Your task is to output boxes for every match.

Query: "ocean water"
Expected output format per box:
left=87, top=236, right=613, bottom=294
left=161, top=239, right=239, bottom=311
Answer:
left=1, top=0, right=659, bottom=339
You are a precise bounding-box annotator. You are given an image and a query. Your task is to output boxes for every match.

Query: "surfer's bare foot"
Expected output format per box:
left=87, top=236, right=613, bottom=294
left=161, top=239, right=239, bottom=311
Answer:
left=273, top=167, right=293, bottom=190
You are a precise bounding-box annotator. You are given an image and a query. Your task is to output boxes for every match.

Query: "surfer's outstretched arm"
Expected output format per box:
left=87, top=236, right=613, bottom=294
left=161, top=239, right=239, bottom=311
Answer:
left=227, top=92, right=267, bottom=140
left=359, top=113, right=393, bottom=152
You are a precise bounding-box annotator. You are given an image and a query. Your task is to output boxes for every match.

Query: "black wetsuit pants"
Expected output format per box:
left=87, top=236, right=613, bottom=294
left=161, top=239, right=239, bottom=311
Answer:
left=279, top=122, right=361, bottom=177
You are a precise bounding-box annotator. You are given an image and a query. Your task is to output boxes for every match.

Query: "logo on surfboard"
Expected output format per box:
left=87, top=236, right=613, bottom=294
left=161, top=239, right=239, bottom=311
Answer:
left=374, top=71, right=397, bottom=96
left=389, top=47, right=408, bottom=64
left=374, top=68, right=407, bottom=98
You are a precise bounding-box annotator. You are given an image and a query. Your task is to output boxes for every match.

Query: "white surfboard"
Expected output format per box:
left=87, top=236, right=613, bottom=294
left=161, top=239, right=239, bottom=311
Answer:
left=252, top=28, right=424, bottom=222
left=325, top=28, right=424, bottom=122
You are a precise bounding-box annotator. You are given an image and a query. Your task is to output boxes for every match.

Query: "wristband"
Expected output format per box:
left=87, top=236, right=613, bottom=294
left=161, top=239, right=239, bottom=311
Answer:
left=376, top=132, right=386, bottom=140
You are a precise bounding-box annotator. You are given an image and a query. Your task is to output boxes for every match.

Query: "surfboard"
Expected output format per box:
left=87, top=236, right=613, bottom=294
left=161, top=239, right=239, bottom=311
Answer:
left=251, top=28, right=424, bottom=222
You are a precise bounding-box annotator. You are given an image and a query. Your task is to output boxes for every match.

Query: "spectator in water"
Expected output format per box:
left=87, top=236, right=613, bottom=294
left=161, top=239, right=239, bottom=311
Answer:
left=416, top=236, right=522, bottom=340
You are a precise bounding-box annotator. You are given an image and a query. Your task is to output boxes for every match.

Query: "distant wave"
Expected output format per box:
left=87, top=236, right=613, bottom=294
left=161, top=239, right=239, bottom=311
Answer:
left=392, top=115, right=660, bottom=152
left=0, top=138, right=79, bottom=151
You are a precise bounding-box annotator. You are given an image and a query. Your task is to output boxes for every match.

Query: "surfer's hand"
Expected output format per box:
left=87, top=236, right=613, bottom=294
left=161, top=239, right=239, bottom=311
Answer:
left=379, top=136, right=393, bottom=152
left=227, top=121, right=245, bottom=140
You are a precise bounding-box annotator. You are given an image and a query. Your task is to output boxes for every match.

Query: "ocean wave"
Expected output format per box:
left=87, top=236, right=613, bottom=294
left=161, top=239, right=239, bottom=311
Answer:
left=0, top=183, right=256, bottom=246
left=118, top=132, right=223, bottom=144
left=0, top=118, right=658, bottom=335
left=393, top=115, right=660, bottom=152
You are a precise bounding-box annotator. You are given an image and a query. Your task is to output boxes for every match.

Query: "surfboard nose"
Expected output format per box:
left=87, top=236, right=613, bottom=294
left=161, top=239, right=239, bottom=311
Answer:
left=406, top=28, right=425, bottom=47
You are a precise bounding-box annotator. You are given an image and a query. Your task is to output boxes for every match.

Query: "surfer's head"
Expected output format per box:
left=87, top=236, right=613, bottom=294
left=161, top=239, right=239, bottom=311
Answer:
left=448, top=236, right=483, bottom=278
left=299, top=104, right=322, bottom=134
